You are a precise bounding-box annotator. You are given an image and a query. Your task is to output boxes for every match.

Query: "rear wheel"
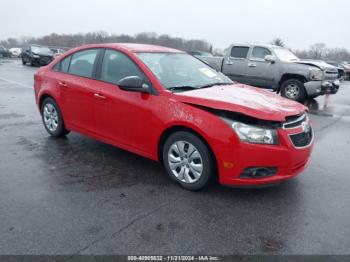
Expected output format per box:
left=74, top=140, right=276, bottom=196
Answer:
left=280, top=79, right=307, bottom=103
left=41, top=97, right=70, bottom=137
left=162, top=131, right=215, bottom=191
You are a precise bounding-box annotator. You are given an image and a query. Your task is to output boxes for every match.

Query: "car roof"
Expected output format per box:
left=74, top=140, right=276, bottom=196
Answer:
left=71, top=43, right=184, bottom=53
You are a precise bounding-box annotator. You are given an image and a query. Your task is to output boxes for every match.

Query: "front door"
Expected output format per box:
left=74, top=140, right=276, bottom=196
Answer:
left=93, top=49, right=154, bottom=154
left=246, top=46, right=276, bottom=88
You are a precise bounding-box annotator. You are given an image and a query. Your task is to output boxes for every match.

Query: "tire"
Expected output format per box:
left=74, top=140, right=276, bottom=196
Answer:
left=162, top=131, right=215, bottom=191
left=280, top=79, right=307, bottom=103
left=41, top=97, right=70, bottom=137
left=30, top=59, right=35, bottom=67
left=22, top=58, right=26, bottom=65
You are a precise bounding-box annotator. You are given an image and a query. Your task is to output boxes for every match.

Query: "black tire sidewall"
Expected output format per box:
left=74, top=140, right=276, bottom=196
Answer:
left=41, top=98, right=67, bottom=137
left=281, top=79, right=306, bottom=102
left=162, top=131, right=214, bottom=191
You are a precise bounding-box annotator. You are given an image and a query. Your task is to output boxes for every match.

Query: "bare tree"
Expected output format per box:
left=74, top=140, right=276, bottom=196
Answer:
left=309, top=43, right=327, bottom=59
left=271, top=38, right=285, bottom=47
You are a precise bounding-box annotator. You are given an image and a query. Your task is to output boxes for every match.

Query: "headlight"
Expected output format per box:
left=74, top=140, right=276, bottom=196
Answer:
left=309, top=68, right=324, bottom=81
left=232, top=122, right=279, bottom=145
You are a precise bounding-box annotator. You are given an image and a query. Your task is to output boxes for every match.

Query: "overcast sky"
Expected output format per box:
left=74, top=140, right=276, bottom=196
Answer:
left=1, top=0, right=349, bottom=50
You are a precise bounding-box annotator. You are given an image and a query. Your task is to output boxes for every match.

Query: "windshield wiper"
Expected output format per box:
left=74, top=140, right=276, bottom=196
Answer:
left=167, top=86, right=198, bottom=91
left=197, top=82, right=232, bottom=89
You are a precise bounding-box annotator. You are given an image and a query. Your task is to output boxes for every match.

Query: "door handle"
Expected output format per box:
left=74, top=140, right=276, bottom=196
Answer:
left=58, top=82, right=68, bottom=87
left=248, top=63, right=257, bottom=67
left=94, top=93, right=106, bottom=100
left=226, top=60, right=234, bottom=65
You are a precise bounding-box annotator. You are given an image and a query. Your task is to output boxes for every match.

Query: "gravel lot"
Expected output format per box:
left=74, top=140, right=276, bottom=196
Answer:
left=0, top=59, right=350, bottom=255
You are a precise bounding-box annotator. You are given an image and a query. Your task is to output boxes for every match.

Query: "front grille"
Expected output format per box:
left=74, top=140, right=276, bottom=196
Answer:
left=289, top=128, right=313, bottom=148
left=39, top=56, right=52, bottom=65
left=325, top=71, right=338, bottom=80
left=283, top=113, right=307, bottom=129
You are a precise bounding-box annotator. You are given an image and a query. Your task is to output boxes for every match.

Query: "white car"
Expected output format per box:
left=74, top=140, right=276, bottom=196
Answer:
left=9, top=48, right=22, bottom=57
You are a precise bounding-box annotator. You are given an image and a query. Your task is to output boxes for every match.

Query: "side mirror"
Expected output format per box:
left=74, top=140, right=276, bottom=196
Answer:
left=264, top=55, right=276, bottom=63
left=117, top=76, right=151, bottom=93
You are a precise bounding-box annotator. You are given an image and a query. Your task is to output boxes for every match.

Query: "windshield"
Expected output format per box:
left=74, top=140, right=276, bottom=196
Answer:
left=273, top=47, right=299, bottom=62
left=136, top=53, right=232, bottom=90
left=31, top=46, right=52, bottom=54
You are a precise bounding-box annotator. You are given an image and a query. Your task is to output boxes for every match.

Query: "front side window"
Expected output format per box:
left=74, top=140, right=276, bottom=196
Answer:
left=230, top=46, right=249, bottom=59
left=100, top=49, right=144, bottom=85
left=251, top=47, right=272, bottom=60
left=68, top=49, right=99, bottom=78
left=136, top=53, right=232, bottom=90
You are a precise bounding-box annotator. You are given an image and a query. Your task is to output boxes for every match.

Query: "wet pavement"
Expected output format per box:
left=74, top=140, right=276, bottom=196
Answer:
left=0, top=59, right=350, bottom=255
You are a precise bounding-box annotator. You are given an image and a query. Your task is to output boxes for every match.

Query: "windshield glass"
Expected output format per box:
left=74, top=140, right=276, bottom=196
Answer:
left=136, top=53, right=232, bottom=90
left=31, top=46, right=52, bottom=54
left=273, top=47, right=299, bottom=62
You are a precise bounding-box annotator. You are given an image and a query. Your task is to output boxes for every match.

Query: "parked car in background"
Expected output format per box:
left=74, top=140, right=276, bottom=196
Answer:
left=22, top=45, right=54, bottom=66
left=50, top=48, right=65, bottom=57
left=326, top=61, right=346, bottom=80
left=0, top=46, right=11, bottom=58
left=198, top=44, right=340, bottom=102
left=340, top=62, right=350, bottom=80
left=34, top=43, right=313, bottom=191
left=187, top=50, right=213, bottom=57
left=9, top=47, right=22, bottom=58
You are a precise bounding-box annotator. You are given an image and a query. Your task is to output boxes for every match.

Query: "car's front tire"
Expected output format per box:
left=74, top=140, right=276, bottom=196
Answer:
left=41, top=97, right=70, bottom=137
left=162, top=131, right=215, bottom=191
left=280, top=79, right=307, bottom=103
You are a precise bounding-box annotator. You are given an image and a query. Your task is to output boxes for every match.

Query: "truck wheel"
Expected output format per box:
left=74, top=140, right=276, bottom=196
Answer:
left=162, top=131, right=215, bottom=191
left=280, top=79, right=306, bottom=103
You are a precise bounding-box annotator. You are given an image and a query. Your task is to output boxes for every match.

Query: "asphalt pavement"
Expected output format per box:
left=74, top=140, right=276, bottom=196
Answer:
left=0, top=59, right=350, bottom=255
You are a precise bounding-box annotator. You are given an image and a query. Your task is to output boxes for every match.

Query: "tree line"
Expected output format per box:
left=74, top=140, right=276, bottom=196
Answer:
left=0, top=31, right=213, bottom=53
left=1, top=32, right=349, bottom=62
left=271, top=38, right=350, bottom=62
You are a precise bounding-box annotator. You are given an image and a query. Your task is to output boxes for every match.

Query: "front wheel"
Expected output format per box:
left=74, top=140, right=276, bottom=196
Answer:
left=22, top=58, right=26, bottom=65
left=280, top=79, right=307, bottom=103
left=162, top=131, right=215, bottom=191
left=41, top=97, right=70, bottom=137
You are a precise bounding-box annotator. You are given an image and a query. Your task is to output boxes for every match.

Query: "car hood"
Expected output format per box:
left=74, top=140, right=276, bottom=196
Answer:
left=293, top=60, right=338, bottom=72
left=173, top=84, right=307, bottom=122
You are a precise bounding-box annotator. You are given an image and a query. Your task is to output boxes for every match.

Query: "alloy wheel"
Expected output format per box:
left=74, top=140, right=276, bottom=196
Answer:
left=167, top=141, right=203, bottom=183
left=43, top=103, right=59, bottom=132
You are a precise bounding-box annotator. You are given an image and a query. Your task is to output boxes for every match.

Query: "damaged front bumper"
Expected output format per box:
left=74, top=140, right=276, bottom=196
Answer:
left=305, top=79, right=340, bottom=97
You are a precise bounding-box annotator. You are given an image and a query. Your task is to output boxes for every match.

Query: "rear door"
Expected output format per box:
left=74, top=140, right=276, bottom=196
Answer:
left=246, top=46, right=275, bottom=88
left=222, top=45, right=250, bottom=83
left=54, top=49, right=101, bottom=134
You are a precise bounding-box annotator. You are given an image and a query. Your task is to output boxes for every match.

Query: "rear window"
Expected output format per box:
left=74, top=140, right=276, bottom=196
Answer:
left=230, top=46, right=249, bottom=59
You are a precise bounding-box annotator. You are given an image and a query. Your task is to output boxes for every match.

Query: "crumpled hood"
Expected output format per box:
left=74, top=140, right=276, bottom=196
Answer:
left=173, top=84, right=307, bottom=122
left=294, top=60, right=338, bottom=72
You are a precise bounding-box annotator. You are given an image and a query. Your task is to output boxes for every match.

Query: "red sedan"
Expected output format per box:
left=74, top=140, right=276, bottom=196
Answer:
left=34, top=43, right=313, bottom=191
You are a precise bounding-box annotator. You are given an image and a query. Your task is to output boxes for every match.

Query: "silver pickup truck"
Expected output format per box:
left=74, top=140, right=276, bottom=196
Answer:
left=198, top=44, right=340, bottom=102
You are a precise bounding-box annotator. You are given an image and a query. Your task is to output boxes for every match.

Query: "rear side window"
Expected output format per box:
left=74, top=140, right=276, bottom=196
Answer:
left=251, top=47, right=271, bottom=60
left=53, top=55, right=71, bottom=73
left=230, top=46, right=249, bottom=59
left=68, top=49, right=99, bottom=78
left=61, top=56, right=71, bottom=72
left=100, top=49, right=144, bottom=85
